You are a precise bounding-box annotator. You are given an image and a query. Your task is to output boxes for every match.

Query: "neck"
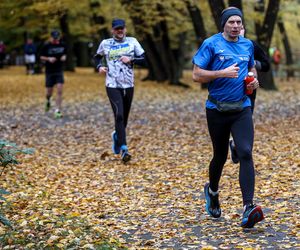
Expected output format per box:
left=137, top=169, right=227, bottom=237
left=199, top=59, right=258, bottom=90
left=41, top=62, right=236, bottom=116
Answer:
left=222, top=32, right=238, bottom=42
left=113, top=35, right=125, bottom=42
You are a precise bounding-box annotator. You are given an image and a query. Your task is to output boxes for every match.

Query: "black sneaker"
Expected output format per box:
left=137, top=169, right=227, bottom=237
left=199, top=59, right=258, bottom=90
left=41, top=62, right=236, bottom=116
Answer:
left=204, top=183, right=221, bottom=218
left=229, top=139, right=239, bottom=164
left=241, top=204, right=264, bottom=228
left=121, top=145, right=131, bottom=163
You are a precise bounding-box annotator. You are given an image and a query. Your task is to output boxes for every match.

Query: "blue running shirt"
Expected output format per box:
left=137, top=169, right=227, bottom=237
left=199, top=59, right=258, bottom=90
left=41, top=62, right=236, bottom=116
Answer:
left=97, top=37, right=145, bottom=88
left=193, top=33, right=254, bottom=109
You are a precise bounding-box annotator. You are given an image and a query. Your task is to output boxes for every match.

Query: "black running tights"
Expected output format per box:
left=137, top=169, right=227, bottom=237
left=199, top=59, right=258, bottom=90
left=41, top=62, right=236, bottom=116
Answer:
left=106, top=87, right=134, bottom=147
left=206, top=107, right=255, bottom=205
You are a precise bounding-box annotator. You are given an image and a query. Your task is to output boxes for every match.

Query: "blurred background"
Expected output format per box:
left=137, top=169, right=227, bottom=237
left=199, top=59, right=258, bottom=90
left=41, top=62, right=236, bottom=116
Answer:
left=0, top=0, right=299, bottom=89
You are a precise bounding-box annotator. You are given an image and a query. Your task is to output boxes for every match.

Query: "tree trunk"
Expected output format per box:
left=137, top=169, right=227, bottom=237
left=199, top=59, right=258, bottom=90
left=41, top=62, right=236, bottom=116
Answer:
left=256, top=0, right=280, bottom=49
left=141, top=35, right=168, bottom=82
left=121, top=1, right=187, bottom=87
left=255, top=0, right=280, bottom=90
left=60, top=12, right=75, bottom=72
left=277, top=19, right=294, bottom=79
left=185, top=1, right=208, bottom=89
left=74, top=42, right=89, bottom=67
left=208, top=0, right=226, bottom=32
left=90, top=1, right=110, bottom=41
left=158, top=19, right=188, bottom=86
left=228, top=0, right=242, bottom=10
left=185, top=1, right=207, bottom=45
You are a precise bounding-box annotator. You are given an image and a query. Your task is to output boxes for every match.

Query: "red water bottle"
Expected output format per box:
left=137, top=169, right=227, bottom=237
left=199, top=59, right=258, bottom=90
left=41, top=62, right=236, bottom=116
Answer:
left=244, top=72, right=254, bottom=95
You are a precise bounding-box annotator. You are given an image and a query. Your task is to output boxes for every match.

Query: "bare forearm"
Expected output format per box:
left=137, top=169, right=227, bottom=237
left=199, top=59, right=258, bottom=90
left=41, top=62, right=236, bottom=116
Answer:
left=193, top=63, right=239, bottom=84
left=192, top=66, right=225, bottom=84
left=40, top=56, right=48, bottom=61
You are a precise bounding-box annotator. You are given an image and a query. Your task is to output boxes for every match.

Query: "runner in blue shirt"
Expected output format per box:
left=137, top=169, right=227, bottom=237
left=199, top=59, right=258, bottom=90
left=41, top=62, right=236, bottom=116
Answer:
left=192, top=7, right=263, bottom=228
left=94, top=18, right=145, bottom=163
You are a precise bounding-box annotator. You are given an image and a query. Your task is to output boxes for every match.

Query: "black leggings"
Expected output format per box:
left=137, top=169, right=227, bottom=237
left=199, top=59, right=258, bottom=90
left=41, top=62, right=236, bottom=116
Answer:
left=106, top=87, right=134, bottom=147
left=247, top=89, right=256, bottom=114
left=206, top=107, right=254, bottom=205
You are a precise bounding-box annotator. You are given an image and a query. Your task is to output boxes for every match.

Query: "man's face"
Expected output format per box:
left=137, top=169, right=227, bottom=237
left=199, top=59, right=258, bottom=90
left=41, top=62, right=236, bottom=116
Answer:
left=224, top=15, right=242, bottom=40
left=112, top=27, right=126, bottom=40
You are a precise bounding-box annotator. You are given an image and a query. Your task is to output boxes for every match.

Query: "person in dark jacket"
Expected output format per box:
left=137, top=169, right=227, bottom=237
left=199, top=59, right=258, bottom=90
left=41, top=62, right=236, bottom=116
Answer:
left=24, top=38, right=37, bottom=75
left=240, top=25, right=270, bottom=112
left=229, top=25, right=270, bottom=164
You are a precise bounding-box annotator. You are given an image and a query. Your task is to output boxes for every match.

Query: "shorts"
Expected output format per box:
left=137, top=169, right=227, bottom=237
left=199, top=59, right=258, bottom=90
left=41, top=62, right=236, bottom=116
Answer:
left=45, top=73, right=64, bottom=88
left=24, top=54, right=36, bottom=64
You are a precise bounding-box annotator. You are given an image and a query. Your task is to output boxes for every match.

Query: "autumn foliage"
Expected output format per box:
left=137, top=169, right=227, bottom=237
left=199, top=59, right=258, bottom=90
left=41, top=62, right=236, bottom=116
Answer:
left=0, top=67, right=299, bottom=249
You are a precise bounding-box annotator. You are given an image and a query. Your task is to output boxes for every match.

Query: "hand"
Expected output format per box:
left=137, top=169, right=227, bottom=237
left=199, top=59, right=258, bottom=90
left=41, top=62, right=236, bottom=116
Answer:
left=99, top=67, right=108, bottom=74
left=119, top=56, right=131, bottom=64
left=246, top=78, right=260, bottom=90
left=60, top=55, right=66, bottom=61
left=48, top=57, right=57, bottom=63
left=222, top=63, right=240, bottom=78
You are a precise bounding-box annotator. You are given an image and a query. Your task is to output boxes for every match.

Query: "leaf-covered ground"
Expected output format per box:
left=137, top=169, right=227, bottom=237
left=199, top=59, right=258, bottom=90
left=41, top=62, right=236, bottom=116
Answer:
left=0, top=67, right=299, bottom=249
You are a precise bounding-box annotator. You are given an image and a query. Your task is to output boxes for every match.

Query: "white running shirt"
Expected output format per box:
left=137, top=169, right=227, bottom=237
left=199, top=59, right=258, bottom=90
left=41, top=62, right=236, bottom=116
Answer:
left=96, top=37, right=145, bottom=88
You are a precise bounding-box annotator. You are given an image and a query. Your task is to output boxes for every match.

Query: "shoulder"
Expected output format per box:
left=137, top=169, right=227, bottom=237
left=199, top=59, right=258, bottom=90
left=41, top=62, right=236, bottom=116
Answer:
left=239, top=36, right=253, bottom=46
left=205, top=33, right=222, bottom=43
left=100, top=38, right=114, bottom=45
left=125, top=37, right=140, bottom=43
left=42, top=42, right=51, bottom=48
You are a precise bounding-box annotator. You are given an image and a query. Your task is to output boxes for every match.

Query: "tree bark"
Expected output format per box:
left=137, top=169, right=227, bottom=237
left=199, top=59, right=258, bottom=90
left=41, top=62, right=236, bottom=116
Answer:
left=228, top=0, right=242, bottom=10
left=89, top=2, right=110, bottom=71
left=185, top=1, right=209, bottom=88
left=255, top=0, right=280, bottom=90
left=141, top=34, right=168, bottom=82
left=121, top=1, right=188, bottom=87
left=60, top=12, right=75, bottom=71
left=185, top=1, right=207, bottom=45
left=74, top=42, right=89, bottom=67
left=208, top=0, right=226, bottom=32
left=277, top=19, right=294, bottom=79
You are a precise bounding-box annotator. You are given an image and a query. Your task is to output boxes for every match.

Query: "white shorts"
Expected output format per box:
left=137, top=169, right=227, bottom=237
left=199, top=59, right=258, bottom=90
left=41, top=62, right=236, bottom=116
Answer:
left=24, top=54, right=36, bottom=64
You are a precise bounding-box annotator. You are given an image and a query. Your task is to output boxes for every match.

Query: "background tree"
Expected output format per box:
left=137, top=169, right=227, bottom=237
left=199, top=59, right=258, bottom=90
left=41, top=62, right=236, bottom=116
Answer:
left=0, top=0, right=299, bottom=89
left=208, top=0, right=225, bottom=32
left=122, top=0, right=192, bottom=86
left=228, top=0, right=242, bottom=10
left=185, top=0, right=207, bottom=45
left=277, top=18, right=294, bottom=79
left=255, top=0, right=280, bottom=90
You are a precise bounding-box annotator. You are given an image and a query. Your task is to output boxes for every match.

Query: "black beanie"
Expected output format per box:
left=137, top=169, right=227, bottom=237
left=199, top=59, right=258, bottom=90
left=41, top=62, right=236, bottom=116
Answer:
left=220, top=8, right=243, bottom=28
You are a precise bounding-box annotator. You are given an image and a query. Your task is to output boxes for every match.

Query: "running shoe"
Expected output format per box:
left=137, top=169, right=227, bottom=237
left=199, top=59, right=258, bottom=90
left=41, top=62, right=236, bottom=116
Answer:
left=229, top=139, right=239, bottom=164
left=241, top=204, right=264, bottom=228
left=111, top=131, right=120, bottom=154
left=45, top=100, right=51, bottom=112
left=204, top=183, right=221, bottom=218
left=54, top=110, right=63, bottom=119
left=121, top=145, right=131, bottom=163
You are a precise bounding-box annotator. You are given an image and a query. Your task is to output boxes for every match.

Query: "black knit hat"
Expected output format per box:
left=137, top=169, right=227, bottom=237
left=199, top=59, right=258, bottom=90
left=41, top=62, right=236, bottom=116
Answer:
left=220, top=8, right=243, bottom=28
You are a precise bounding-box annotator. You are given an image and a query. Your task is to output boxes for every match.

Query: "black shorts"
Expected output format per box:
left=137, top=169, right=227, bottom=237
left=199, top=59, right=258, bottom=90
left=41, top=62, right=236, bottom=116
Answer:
left=45, top=72, right=64, bottom=88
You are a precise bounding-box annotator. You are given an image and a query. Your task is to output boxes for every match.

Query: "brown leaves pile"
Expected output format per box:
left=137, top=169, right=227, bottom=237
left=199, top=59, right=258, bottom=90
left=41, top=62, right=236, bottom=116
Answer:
left=0, top=67, right=299, bottom=249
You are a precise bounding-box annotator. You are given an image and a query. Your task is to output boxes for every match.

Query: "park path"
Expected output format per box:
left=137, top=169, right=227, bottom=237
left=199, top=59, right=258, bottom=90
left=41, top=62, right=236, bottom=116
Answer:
left=0, top=68, right=299, bottom=249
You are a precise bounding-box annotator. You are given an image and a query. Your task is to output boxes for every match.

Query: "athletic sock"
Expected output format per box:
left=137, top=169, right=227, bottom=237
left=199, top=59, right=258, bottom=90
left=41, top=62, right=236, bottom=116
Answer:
left=209, top=187, right=219, bottom=196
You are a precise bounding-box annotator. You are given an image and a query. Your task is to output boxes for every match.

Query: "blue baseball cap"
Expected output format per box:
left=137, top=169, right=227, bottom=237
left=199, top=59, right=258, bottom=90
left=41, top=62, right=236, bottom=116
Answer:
left=112, top=18, right=125, bottom=29
left=51, top=30, right=60, bottom=39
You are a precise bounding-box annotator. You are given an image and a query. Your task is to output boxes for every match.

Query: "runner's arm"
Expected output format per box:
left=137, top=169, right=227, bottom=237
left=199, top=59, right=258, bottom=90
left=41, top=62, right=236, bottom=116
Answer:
left=192, top=63, right=240, bottom=84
